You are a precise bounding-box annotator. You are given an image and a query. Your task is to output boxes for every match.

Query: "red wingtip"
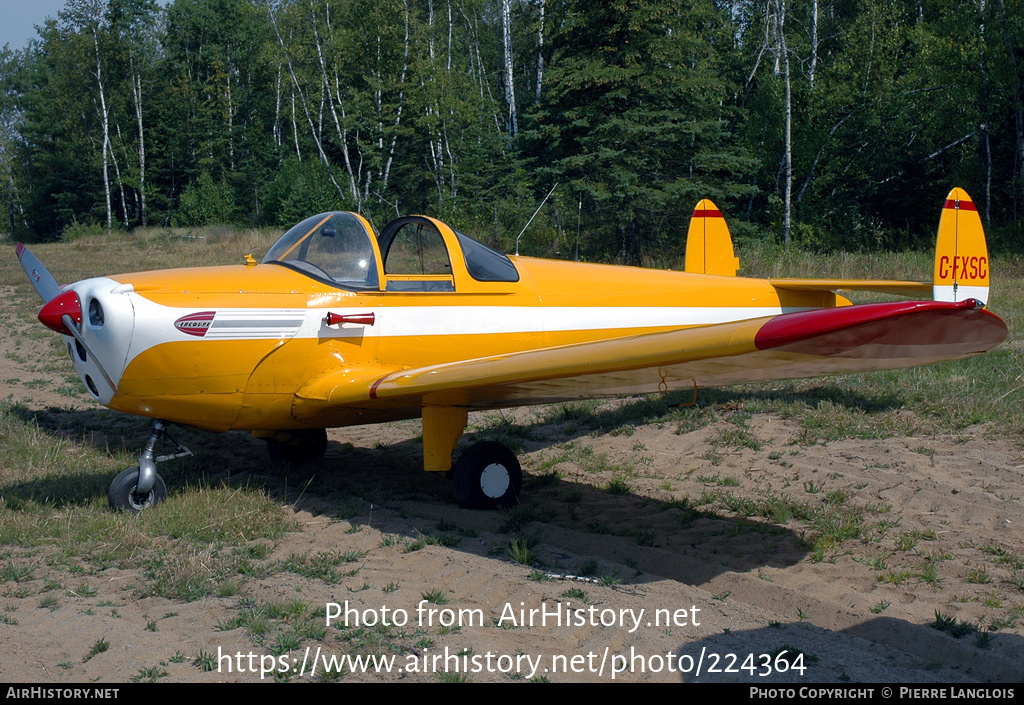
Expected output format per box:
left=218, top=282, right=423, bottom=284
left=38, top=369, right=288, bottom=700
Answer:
left=754, top=300, right=1003, bottom=353
left=15, top=242, right=25, bottom=258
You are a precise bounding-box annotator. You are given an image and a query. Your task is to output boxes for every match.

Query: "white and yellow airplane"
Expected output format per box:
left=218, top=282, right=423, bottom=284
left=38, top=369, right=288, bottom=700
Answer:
left=16, top=187, right=1007, bottom=512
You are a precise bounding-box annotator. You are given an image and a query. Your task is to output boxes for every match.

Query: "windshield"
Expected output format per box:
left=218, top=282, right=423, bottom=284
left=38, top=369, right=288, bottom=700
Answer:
left=262, top=212, right=379, bottom=290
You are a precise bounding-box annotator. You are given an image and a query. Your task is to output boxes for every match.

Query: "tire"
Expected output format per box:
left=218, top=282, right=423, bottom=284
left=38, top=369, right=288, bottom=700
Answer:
left=452, top=442, right=522, bottom=509
left=265, top=428, right=328, bottom=466
left=108, top=467, right=167, bottom=513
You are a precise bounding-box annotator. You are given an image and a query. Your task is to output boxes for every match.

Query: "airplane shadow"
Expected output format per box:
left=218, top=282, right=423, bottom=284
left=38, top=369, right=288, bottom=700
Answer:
left=1, top=400, right=812, bottom=587
left=474, top=383, right=908, bottom=456
left=0, top=378, right=939, bottom=602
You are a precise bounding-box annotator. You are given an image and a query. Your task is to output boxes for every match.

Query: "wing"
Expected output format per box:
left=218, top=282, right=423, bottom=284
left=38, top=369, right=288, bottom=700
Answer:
left=294, top=300, right=1006, bottom=416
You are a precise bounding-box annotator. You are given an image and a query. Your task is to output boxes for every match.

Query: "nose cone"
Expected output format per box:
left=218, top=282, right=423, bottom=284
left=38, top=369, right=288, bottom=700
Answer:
left=45, top=277, right=136, bottom=405
left=38, top=290, right=82, bottom=334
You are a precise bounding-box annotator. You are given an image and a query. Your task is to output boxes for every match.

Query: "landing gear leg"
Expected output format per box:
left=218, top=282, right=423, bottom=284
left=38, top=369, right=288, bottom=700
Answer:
left=108, top=420, right=192, bottom=513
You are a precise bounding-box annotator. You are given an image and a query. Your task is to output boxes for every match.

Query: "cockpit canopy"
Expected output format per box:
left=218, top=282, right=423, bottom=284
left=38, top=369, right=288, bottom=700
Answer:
left=262, top=211, right=519, bottom=291
left=262, top=212, right=380, bottom=290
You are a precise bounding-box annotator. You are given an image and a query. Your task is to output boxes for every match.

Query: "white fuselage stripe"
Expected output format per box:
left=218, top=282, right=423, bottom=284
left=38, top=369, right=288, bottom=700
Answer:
left=120, top=298, right=808, bottom=371
left=374, top=306, right=799, bottom=336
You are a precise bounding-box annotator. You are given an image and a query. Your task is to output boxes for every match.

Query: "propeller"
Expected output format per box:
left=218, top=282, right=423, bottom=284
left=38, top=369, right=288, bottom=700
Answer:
left=15, top=242, right=62, bottom=302
left=16, top=243, right=119, bottom=398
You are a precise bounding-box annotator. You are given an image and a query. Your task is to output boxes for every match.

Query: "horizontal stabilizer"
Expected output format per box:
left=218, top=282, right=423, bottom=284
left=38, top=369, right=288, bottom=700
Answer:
left=770, top=279, right=931, bottom=297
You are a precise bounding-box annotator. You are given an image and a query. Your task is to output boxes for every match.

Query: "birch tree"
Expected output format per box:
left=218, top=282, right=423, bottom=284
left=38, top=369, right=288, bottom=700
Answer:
left=62, top=0, right=114, bottom=231
left=501, top=0, right=518, bottom=138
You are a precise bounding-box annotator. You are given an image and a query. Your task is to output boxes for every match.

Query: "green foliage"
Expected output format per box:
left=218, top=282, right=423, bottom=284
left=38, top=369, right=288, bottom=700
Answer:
left=265, top=158, right=351, bottom=226
left=2, top=0, right=1023, bottom=252
left=527, top=0, right=757, bottom=264
left=172, top=172, right=237, bottom=227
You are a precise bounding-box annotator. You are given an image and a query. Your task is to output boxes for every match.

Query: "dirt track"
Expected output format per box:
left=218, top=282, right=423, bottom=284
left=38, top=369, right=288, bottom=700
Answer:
left=1, top=282, right=1023, bottom=683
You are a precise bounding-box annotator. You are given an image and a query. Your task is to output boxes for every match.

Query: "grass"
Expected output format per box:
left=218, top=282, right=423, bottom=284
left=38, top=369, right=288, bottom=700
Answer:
left=84, top=637, right=109, bottom=662
left=561, top=588, right=588, bottom=603
left=131, top=666, right=169, bottom=682
left=3, top=231, right=1024, bottom=679
left=420, top=589, right=448, bottom=605
left=193, top=650, right=217, bottom=671
left=507, top=536, right=536, bottom=565
left=0, top=397, right=296, bottom=603
left=280, top=551, right=363, bottom=584
left=931, top=610, right=979, bottom=640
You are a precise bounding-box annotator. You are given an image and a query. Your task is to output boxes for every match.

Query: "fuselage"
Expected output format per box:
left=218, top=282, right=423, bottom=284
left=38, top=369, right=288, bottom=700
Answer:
left=60, top=253, right=844, bottom=432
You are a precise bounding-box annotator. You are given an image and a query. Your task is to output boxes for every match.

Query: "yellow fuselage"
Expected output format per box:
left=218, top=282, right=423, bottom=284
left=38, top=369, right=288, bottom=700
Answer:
left=101, top=257, right=842, bottom=432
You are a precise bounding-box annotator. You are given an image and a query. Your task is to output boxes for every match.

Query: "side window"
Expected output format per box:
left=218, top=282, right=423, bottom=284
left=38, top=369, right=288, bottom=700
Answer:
left=454, top=229, right=519, bottom=282
left=385, top=222, right=452, bottom=275
left=383, top=222, right=455, bottom=291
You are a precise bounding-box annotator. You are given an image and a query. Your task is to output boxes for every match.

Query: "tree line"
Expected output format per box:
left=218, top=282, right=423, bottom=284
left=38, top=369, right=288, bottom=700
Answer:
left=1, top=0, right=1022, bottom=262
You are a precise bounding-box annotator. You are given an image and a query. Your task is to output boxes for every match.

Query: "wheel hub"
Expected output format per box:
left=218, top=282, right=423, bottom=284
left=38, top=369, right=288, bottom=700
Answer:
left=128, top=486, right=154, bottom=511
left=480, top=462, right=510, bottom=498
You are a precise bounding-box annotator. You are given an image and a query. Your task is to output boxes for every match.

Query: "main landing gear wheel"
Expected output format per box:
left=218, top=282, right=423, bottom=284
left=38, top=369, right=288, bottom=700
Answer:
left=264, top=429, right=328, bottom=466
left=452, top=441, right=522, bottom=509
left=108, top=467, right=167, bottom=513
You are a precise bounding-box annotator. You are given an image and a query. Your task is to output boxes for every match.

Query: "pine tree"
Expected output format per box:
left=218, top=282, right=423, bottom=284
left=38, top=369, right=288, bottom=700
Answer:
left=529, top=0, right=756, bottom=264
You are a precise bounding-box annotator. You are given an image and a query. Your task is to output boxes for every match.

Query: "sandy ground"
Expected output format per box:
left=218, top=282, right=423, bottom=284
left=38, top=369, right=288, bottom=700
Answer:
left=1, top=287, right=1023, bottom=684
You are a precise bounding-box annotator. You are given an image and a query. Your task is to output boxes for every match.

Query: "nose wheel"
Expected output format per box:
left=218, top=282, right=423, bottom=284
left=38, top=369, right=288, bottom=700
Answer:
left=451, top=441, right=522, bottom=509
left=108, top=467, right=167, bottom=512
left=108, top=420, right=191, bottom=513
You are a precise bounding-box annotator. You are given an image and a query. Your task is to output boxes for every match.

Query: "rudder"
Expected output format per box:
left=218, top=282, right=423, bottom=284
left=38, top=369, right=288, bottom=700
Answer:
left=685, top=200, right=740, bottom=277
left=933, top=188, right=989, bottom=304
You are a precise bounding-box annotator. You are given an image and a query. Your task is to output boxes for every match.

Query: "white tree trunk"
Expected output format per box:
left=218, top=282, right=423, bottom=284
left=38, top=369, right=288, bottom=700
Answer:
left=308, top=0, right=358, bottom=205
left=382, top=0, right=410, bottom=191
left=112, top=121, right=129, bottom=228
left=502, top=0, right=518, bottom=137
left=536, top=0, right=545, bottom=103
left=131, top=67, right=146, bottom=226
left=809, top=0, right=818, bottom=92
left=775, top=0, right=792, bottom=248
left=268, top=5, right=346, bottom=201
left=92, top=25, right=112, bottom=231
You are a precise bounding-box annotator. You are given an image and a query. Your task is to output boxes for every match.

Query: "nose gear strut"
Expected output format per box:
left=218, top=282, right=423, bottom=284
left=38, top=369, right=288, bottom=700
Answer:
left=108, top=420, right=192, bottom=513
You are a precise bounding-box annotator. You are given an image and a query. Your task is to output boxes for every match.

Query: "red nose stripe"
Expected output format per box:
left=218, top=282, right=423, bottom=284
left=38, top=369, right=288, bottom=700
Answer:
left=38, top=290, right=82, bottom=334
